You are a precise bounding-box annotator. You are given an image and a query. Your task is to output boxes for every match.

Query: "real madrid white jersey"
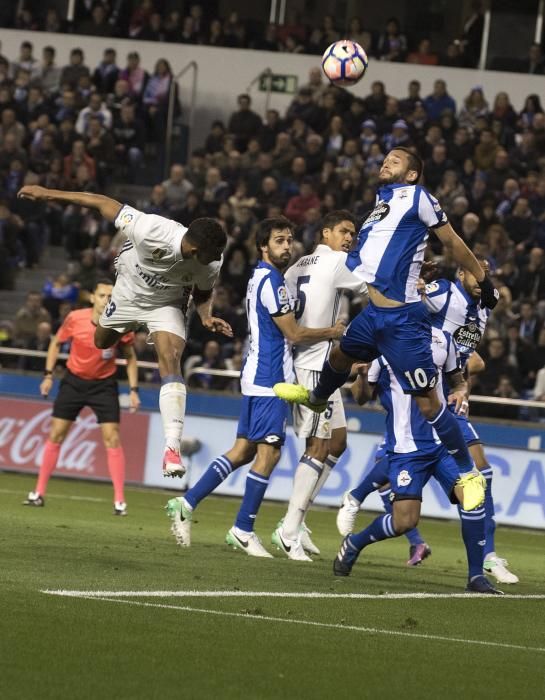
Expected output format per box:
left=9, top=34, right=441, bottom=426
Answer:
left=240, top=261, right=295, bottom=397
left=368, top=327, right=459, bottom=453
left=285, top=244, right=367, bottom=370
left=346, top=184, right=447, bottom=304
left=424, top=279, right=489, bottom=368
left=112, top=205, right=221, bottom=308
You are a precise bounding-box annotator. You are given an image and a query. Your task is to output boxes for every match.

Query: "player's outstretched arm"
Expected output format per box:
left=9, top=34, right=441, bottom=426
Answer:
left=17, top=185, right=122, bottom=222
left=273, top=313, right=345, bottom=344
left=350, top=363, right=374, bottom=405
left=193, top=288, right=233, bottom=337
left=434, top=222, right=498, bottom=309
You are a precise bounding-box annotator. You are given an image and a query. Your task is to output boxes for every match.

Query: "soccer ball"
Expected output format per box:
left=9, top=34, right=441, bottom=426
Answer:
left=321, top=40, right=368, bottom=87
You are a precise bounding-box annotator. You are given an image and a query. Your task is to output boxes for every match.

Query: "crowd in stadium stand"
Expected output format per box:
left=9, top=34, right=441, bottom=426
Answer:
left=1, top=33, right=545, bottom=418
left=1, top=1, right=487, bottom=70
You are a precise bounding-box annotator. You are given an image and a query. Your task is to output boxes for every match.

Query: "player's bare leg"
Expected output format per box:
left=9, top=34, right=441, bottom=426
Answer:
left=152, top=330, right=187, bottom=478
left=100, top=422, right=127, bottom=515
left=167, top=439, right=257, bottom=546
left=227, top=443, right=281, bottom=558
left=23, top=418, right=72, bottom=505
left=94, top=324, right=122, bottom=350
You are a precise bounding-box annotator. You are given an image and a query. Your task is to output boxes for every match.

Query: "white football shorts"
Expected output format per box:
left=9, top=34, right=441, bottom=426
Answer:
left=99, top=290, right=187, bottom=339
left=292, top=367, right=346, bottom=439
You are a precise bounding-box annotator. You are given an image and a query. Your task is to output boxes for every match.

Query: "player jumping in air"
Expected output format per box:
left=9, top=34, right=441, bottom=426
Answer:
left=165, top=217, right=345, bottom=557
left=23, top=279, right=140, bottom=515
left=274, top=147, right=499, bottom=491
left=338, top=260, right=519, bottom=580
left=17, top=185, right=232, bottom=479
left=335, top=327, right=501, bottom=594
left=272, top=210, right=367, bottom=559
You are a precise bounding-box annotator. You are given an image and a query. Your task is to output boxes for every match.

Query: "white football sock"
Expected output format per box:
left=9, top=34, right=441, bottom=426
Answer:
left=159, top=380, right=187, bottom=452
left=283, top=455, right=323, bottom=541
left=306, top=454, right=339, bottom=513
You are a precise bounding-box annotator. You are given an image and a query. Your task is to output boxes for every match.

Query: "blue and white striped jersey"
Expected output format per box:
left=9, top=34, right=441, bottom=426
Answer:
left=240, top=262, right=295, bottom=397
left=346, top=183, right=447, bottom=303
left=424, top=279, right=489, bottom=369
left=368, top=327, right=459, bottom=453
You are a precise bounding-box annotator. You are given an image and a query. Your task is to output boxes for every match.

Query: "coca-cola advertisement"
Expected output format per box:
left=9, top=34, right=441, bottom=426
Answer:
left=0, top=398, right=149, bottom=483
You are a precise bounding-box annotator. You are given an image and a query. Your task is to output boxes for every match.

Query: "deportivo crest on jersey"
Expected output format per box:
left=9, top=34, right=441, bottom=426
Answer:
left=364, top=201, right=390, bottom=225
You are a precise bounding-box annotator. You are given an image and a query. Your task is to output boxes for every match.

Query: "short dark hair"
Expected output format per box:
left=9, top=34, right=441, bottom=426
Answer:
left=186, top=217, right=227, bottom=253
left=93, top=277, right=114, bottom=291
left=320, top=210, right=356, bottom=240
left=255, top=216, right=294, bottom=258
left=44, top=46, right=55, bottom=56
left=391, top=146, right=424, bottom=183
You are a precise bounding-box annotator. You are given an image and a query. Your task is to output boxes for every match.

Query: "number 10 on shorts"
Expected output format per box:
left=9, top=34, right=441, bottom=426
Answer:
left=404, top=368, right=435, bottom=390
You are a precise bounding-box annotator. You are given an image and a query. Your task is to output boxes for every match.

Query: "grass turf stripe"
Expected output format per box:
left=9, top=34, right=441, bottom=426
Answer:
left=42, top=589, right=545, bottom=600
left=45, top=594, right=545, bottom=654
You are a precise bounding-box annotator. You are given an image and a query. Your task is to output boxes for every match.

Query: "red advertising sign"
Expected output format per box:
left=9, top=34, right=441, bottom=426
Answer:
left=0, top=398, right=149, bottom=483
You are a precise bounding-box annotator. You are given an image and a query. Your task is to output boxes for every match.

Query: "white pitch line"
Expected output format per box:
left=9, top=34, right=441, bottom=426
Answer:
left=43, top=593, right=545, bottom=654
left=42, top=589, right=545, bottom=600
left=0, top=488, right=105, bottom=503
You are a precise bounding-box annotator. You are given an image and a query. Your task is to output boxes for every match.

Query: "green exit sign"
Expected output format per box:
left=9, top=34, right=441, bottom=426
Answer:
left=259, top=73, right=298, bottom=94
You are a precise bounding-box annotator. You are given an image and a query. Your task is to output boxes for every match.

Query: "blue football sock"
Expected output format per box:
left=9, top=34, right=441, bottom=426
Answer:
left=311, top=359, right=351, bottom=402
left=349, top=513, right=398, bottom=551
left=234, top=470, right=269, bottom=532
left=350, top=455, right=389, bottom=503
left=427, top=406, right=473, bottom=471
left=378, top=489, right=425, bottom=547
left=458, top=504, right=486, bottom=580
left=480, top=466, right=496, bottom=556
left=184, top=455, right=234, bottom=509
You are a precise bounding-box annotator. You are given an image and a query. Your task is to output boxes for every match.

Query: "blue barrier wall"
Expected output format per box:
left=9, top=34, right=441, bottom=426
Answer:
left=1, top=371, right=544, bottom=451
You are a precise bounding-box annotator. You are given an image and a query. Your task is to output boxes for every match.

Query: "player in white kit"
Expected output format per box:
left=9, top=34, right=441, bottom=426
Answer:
left=17, top=185, right=232, bottom=478
left=272, top=211, right=367, bottom=559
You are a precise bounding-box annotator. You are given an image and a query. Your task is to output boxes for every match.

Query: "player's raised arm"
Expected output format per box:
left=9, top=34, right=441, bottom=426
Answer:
left=433, top=222, right=498, bottom=309
left=273, top=312, right=345, bottom=344
left=17, top=185, right=122, bottom=222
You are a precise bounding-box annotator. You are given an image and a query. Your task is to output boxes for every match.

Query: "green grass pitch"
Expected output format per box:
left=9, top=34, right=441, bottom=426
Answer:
left=1, top=472, right=545, bottom=699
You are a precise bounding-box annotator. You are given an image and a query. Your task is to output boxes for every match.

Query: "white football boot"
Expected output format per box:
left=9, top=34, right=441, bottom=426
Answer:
left=336, top=491, right=361, bottom=536
left=225, top=527, right=273, bottom=558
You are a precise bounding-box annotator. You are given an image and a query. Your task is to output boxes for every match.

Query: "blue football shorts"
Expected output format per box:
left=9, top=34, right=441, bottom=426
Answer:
left=236, top=395, right=288, bottom=447
left=388, top=444, right=460, bottom=503
left=340, top=301, right=437, bottom=394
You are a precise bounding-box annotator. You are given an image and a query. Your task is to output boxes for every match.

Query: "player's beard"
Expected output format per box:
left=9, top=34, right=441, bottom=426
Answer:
left=271, top=253, right=291, bottom=270
left=378, top=170, right=404, bottom=185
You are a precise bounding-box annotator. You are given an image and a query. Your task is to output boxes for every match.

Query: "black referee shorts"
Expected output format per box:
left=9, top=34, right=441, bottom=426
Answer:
left=52, top=370, right=120, bottom=424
